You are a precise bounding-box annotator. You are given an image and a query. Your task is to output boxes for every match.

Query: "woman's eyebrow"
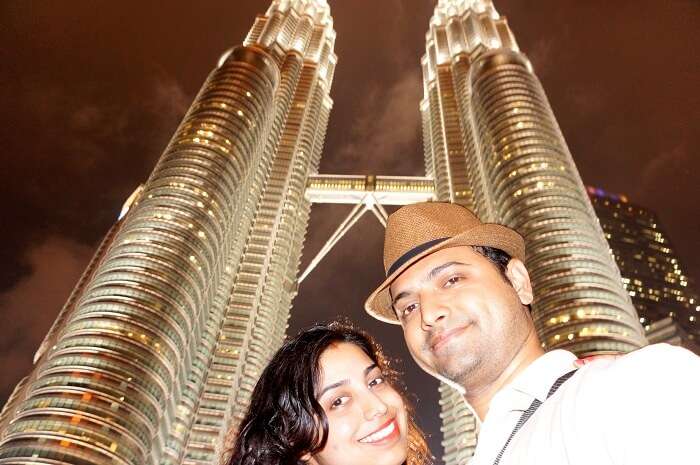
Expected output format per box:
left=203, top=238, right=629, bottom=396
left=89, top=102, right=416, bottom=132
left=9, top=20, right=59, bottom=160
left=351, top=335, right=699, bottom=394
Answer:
left=364, top=363, right=378, bottom=375
left=319, top=380, right=347, bottom=397
left=319, top=363, right=379, bottom=397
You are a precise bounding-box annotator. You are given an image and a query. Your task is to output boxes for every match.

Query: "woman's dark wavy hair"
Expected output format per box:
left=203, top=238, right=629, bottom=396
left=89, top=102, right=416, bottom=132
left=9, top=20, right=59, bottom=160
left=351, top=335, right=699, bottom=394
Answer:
left=227, top=322, right=432, bottom=465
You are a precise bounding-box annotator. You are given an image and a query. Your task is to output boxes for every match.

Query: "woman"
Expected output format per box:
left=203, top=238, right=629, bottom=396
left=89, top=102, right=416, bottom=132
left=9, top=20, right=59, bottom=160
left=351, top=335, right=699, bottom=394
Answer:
left=228, top=322, right=432, bottom=465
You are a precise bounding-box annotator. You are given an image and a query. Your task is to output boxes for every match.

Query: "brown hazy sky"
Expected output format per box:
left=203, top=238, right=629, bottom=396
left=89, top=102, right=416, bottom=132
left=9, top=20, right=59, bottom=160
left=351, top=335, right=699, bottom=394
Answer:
left=1, top=1, right=698, bottom=460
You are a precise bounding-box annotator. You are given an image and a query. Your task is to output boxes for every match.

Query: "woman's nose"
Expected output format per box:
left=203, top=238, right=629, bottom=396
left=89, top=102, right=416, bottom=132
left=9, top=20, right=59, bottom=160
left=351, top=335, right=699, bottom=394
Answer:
left=362, top=392, right=389, bottom=420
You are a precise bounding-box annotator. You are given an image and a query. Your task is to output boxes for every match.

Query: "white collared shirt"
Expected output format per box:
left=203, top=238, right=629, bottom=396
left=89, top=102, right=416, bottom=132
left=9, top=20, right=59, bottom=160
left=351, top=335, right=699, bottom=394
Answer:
left=469, top=343, right=700, bottom=465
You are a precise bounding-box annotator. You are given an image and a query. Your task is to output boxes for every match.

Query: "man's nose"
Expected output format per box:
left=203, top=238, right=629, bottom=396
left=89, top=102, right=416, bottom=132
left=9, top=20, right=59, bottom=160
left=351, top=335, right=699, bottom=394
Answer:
left=362, top=391, right=389, bottom=421
left=420, top=290, right=449, bottom=330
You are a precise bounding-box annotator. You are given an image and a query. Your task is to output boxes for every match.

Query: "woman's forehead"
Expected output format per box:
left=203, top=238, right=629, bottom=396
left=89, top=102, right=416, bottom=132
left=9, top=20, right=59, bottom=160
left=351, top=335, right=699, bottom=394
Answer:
left=319, top=343, right=374, bottom=380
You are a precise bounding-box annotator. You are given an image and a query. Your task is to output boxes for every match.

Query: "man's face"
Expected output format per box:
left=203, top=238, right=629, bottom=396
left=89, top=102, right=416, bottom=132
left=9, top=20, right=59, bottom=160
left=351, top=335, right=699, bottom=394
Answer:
left=389, top=246, right=534, bottom=388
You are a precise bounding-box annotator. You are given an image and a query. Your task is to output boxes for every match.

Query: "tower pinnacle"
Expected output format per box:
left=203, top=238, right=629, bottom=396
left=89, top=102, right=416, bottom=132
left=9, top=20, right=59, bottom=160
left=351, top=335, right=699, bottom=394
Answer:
left=427, top=0, right=516, bottom=63
left=434, top=0, right=500, bottom=24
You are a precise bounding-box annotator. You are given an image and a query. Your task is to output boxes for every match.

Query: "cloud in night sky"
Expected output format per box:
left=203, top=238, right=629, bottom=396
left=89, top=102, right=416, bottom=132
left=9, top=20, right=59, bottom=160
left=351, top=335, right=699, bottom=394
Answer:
left=0, top=237, right=93, bottom=401
left=327, top=70, right=423, bottom=174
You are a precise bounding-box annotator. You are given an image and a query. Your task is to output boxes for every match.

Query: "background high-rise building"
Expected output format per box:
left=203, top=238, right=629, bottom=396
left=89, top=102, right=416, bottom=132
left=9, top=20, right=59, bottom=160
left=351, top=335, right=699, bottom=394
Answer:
left=420, top=1, right=646, bottom=463
left=588, top=186, right=700, bottom=354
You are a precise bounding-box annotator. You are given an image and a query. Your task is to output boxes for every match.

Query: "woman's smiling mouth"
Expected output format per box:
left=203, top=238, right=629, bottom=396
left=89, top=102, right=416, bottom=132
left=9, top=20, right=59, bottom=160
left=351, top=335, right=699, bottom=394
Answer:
left=358, top=418, right=399, bottom=444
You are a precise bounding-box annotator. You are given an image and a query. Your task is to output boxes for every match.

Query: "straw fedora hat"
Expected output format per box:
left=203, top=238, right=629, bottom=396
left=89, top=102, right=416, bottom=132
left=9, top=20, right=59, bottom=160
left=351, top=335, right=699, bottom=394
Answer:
left=364, top=202, right=525, bottom=324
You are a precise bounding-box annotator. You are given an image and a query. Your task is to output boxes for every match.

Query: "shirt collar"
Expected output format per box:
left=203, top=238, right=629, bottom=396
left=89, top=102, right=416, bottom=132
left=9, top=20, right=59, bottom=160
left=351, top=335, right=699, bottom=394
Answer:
left=508, top=349, right=578, bottom=403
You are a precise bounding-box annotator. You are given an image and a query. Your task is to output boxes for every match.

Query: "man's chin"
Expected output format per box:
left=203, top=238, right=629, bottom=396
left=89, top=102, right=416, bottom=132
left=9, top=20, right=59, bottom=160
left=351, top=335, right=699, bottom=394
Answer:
left=436, top=355, right=481, bottom=385
left=414, top=346, right=478, bottom=383
left=433, top=339, right=474, bottom=365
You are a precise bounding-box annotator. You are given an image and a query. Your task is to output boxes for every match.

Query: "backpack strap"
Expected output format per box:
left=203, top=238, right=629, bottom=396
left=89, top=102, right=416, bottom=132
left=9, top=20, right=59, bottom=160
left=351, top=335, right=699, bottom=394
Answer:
left=492, top=369, right=577, bottom=465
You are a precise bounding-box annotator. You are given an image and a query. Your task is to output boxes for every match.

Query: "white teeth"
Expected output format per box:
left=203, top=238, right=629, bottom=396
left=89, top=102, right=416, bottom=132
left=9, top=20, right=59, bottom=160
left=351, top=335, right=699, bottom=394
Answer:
left=359, top=420, right=396, bottom=443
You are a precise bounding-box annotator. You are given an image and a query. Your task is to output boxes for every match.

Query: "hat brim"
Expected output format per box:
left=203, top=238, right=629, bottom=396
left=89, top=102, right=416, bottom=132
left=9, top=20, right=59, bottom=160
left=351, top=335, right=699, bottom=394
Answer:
left=364, top=224, right=525, bottom=324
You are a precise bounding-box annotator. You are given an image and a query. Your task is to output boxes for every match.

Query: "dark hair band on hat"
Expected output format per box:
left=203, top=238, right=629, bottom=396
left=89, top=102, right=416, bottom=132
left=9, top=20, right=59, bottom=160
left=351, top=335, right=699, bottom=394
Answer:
left=387, top=237, right=449, bottom=276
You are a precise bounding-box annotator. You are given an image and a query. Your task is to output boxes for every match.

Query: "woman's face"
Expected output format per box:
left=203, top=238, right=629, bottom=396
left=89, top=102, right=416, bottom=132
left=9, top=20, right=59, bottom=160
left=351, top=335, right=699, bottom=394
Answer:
left=307, top=342, right=409, bottom=465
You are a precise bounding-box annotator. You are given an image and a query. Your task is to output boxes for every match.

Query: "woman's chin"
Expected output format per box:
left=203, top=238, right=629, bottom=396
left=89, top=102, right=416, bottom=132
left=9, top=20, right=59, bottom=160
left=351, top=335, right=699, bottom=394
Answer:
left=362, top=435, right=408, bottom=465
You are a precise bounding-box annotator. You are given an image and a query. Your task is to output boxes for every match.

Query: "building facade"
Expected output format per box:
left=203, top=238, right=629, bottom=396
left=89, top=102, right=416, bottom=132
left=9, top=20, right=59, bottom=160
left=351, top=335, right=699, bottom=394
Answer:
left=419, top=1, right=646, bottom=463
left=588, top=186, right=700, bottom=354
left=0, top=1, right=336, bottom=464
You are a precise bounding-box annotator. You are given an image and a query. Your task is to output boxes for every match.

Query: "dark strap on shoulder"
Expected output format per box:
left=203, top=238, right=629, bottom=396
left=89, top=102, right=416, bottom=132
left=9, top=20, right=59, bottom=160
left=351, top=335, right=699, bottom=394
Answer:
left=492, top=369, right=577, bottom=465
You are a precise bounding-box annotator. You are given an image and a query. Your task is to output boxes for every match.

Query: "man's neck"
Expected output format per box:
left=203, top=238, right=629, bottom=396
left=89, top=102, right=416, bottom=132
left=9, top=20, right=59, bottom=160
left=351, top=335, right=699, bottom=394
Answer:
left=465, top=329, right=545, bottom=420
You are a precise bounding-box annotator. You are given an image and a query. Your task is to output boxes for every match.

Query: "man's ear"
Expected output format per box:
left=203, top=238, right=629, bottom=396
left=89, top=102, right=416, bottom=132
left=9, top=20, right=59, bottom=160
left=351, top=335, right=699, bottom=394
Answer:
left=301, top=452, right=317, bottom=464
left=506, top=259, right=533, bottom=305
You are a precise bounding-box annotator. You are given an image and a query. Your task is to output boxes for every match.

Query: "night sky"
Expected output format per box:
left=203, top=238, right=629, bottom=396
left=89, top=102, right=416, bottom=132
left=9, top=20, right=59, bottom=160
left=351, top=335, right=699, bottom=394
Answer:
left=2, top=0, right=698, bottom=460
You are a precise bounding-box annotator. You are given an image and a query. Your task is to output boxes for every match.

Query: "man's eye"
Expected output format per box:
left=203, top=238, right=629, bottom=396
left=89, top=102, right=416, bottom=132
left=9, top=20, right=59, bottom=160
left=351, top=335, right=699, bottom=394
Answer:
left=444, top=276, right=462, bottom=287
left=368, top=376, right=385, bottom=388
left=402, top=303, right=418, bottom=317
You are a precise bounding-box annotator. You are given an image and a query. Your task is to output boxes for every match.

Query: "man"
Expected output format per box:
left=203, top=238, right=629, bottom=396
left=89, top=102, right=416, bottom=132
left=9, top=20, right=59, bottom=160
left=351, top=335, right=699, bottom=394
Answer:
left=364, top=201, right=699, bottom=465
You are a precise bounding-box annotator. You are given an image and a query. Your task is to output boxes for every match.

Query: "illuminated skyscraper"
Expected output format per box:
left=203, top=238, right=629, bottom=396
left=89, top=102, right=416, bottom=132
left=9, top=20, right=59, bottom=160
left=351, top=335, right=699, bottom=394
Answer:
left=0, top=1, right=336, bottom=464
left=420, top=1, right=646, bottom=463
left=587, top=186, right=700, bottom=354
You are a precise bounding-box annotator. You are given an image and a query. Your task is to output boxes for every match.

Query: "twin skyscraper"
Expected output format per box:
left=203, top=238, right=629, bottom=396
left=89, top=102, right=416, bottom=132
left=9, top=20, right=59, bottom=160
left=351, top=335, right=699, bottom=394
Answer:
left=0, top=1, right=645, bottom=464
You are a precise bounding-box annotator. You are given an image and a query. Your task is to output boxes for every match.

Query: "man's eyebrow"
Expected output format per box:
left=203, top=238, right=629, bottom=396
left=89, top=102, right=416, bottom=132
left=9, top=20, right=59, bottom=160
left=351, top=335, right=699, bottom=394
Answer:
left=319, top=364, right=378, bottom=397
left=391, top=290, right=411, bottom=307
left=391, top=261, right=470, bottom=307
left=426, top=261, right=469, bottom=281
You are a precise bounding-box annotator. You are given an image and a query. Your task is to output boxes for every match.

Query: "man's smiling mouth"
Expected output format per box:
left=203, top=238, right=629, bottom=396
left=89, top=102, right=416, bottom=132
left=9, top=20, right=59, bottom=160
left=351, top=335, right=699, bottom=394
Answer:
left=430, top=324, right=472, bottom=351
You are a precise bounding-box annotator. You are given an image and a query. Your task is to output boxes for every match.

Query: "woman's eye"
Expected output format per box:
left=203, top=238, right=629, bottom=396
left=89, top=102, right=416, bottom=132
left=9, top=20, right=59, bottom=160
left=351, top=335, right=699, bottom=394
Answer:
left=331, top=397, right=349, bottom=409
left=368, top=377, right=384, bottom=388
left=444, top=276, right=462, bottom=287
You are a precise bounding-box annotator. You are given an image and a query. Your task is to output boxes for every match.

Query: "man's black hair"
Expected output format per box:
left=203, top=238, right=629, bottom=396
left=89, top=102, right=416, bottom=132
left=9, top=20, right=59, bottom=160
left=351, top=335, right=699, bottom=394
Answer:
left=472, top=245, right=511, bottom=280
left=473, top=246, right=532, bottom=312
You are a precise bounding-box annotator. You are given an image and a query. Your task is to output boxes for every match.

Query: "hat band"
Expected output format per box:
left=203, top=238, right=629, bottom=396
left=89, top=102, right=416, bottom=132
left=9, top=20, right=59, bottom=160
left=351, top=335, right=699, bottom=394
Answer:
left=387, top=237, right=449, bottom=276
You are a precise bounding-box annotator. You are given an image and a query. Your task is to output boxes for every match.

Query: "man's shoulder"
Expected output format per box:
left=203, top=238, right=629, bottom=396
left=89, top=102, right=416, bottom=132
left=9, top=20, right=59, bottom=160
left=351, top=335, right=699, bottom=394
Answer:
left=581, top=343, right=698, bottom=376
left=551, top=344, right=699, bottom=463
left=569, top=343, right=700, bottom=403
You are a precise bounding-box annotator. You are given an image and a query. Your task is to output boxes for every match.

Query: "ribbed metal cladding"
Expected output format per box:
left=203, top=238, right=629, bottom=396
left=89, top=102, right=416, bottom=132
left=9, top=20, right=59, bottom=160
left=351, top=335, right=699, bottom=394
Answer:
left=173, top=51, right=307, bottom=465
left=34, top=216, right=127, bottom=366
left=451, top=57, right=494, bottom=220
left=438, top=384, right=477, bottom=465
left=424, top=81, right=453, bottom=201
left=0, top=46, right=279, bottom=465
left=436, top=65, right=474, bottom=207
left=469, top=49, right=646, bottom=354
